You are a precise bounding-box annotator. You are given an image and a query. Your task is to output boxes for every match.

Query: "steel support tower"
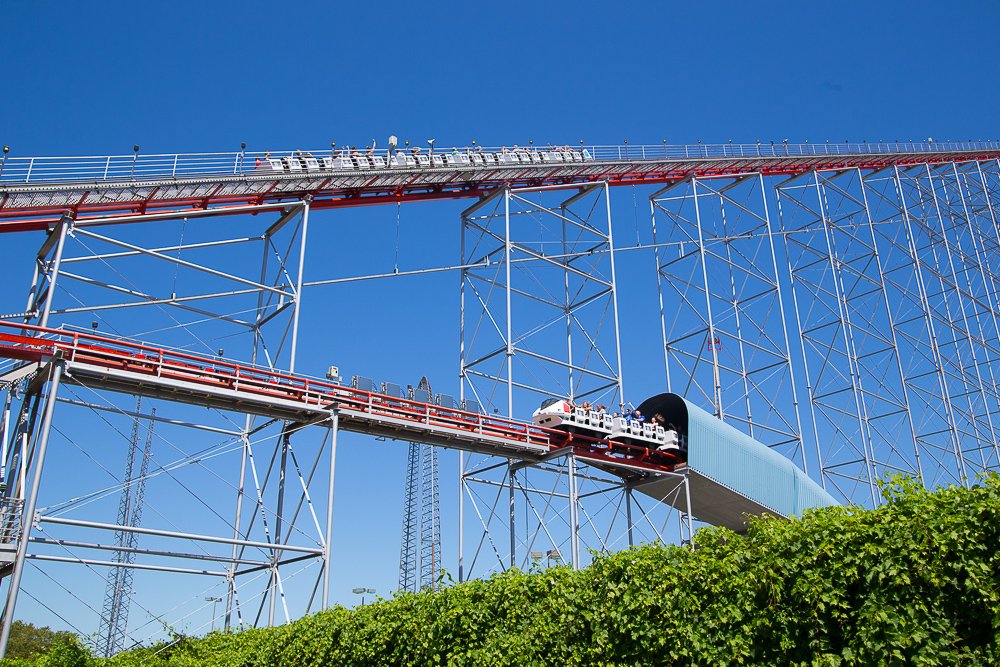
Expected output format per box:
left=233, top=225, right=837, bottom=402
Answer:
left=651, top=173, right=805, bottom=467
left=0, top=140, right=999, bottom=656
left=458, top=181, right=681, bottom=581
left=0, top=197, right=339, bottom=655
left=97, top=398, right=154, bottom=657
left=399, top=377, right=441, bottom=593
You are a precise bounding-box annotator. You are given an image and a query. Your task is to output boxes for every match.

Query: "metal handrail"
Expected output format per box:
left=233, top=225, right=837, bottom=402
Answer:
left=0, top=322, right=675, bottom=467
left=0, top=322, right=549, bottom=442
left=1, top=140, right=998, bottom=186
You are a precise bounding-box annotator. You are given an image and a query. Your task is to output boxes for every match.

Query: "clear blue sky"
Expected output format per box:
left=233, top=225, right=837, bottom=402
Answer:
left=2, top=0, right=999, bottom=646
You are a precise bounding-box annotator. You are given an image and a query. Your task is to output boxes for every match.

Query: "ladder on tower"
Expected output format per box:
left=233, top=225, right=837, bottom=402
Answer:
left=97, top=397, right=155, bottom=657
left=398, top=377, right=441, bottom=593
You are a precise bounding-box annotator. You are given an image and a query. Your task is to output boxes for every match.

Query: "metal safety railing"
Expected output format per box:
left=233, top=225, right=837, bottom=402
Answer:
left=0, top=322, right=679, bottom=471
left=1, top=140, right=998, bottom=186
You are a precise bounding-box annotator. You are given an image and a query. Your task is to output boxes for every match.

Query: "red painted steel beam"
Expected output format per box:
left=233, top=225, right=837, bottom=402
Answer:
left=2, top=151, right=997, bottom=233
left=0, top=323, right=680, bottom=474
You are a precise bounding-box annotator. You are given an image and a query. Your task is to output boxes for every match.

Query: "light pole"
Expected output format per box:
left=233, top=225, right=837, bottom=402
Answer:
left=205, top=597, right=222, bottom=632
left=352, top=587, right=376, bottom=607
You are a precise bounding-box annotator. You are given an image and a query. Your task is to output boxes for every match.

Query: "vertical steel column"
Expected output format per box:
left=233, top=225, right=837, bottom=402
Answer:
left=458, top=200, right=467, bottom=584
left=268, top=428, right=290, bottom=626
left=893, top=165, right=967, bottom=484
left=561, top=203, right=575, bottom=401
left=225, top=432, right=250, bottom=631
left=288, top=200, right=310, bottom=374
left=691, top=179, right=723, bottom=417
left=624, top=485, right=634, bottom=548
left=457, top=451, right=464, bottom=583
left=683, top=473, right=694, bottom=548
left=604, top=182, right=626, bottom=405
left=651, top=193, right=673, bottom=393
left=503, top=188, right=514, bottom=417
left=39, top=218, right=70, bottom=328
left=504, top=187, right=516, bottom=569
left=321, top=409, right=338, bottom=609
left=508, top=464, right=515, bottom=569
left=567, top=454, right=579, bottom=570
left=0, top=361, right=63, bottom=659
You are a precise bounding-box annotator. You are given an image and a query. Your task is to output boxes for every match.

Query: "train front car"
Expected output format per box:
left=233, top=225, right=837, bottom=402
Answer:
left=531, top=398, right=612, bottom=435
left=531, top=398, right=683, bottom=457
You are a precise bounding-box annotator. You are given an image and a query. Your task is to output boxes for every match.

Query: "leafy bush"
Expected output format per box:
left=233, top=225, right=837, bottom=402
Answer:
left=3, top=622, right=76, bottom=661
left=7, top=474, right=1000, bottom=666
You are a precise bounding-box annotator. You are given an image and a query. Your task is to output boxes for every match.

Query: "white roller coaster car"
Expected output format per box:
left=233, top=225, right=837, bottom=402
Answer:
left=531, top=399, right=681, bottom=453
left=531, top=398, right=612, bottom=435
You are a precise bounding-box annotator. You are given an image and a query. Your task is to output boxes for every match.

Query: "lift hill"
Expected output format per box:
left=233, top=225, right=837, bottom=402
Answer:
left=2, top=140, right=999, bottom=232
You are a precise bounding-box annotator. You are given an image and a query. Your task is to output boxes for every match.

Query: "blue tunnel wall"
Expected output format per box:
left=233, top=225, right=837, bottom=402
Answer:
left=637, top=393, right=837, bottom=519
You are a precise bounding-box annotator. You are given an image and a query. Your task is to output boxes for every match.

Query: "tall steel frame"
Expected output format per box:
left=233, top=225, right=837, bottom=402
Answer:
left=778, top=168, right=923, bottom=502
left=398, top=377, right=442, bottom=594
left=458, top=182, right=680, bottom=580
left=651, top=173, right=804, bottom=466
left=460, top=182, right=625, bottom=417
left=97, top=397, right=155, bottom=658
left=777, top=160, right=1000, bottom=502
left=895, top=162, right=1000, bottom=478
left=2, top=142, right=1000, bottom=655
left=0, top=199, right=342, bottom=655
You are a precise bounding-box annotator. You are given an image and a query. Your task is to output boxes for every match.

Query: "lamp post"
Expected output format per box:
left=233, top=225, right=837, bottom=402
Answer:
left=352, top=587, right=376, bottom=606
left=130, top=144, right=140, bottom=179
left=205, top=597, right=222, bottom=632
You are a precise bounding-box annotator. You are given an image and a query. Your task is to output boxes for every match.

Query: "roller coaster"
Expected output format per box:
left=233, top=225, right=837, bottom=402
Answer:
left=1, top=137, right=999, bottom=656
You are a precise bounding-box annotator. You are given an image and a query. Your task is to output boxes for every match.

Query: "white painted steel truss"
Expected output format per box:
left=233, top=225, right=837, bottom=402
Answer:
left=0, top=200, right=341, bottom=656
left=778, top=160, right=1000, bottom=502
left=1, top=154, right=999, bottom=659
left=457, top=182, right=686, bottom=580
left=652, top=173, right=805, bottom=466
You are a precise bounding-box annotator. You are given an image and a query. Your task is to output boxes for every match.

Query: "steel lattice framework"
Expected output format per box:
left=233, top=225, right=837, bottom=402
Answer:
left=96, top=398, right=154, bottom=658
left=775, top=161, right=1000, bottom=502
left=399, top=378, right=442, bottom=593
left=0, top=141, right=999, bottom=657
left=652, top=173, right=805, bottom=467
left=456, top=181, right=654, bottom=581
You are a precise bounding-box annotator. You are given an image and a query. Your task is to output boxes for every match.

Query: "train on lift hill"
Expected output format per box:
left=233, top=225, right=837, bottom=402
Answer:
left=531, top=398, right=684, bottom=455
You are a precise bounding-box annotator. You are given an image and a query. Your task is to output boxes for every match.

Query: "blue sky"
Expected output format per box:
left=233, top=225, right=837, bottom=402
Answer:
left=3, top=0, right=1000, bottom=646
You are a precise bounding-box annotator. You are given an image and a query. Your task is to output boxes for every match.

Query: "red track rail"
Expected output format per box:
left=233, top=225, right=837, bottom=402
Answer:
left=0, top=323, right=680, bottom=474
left=2, top=149, right=998, bottom=233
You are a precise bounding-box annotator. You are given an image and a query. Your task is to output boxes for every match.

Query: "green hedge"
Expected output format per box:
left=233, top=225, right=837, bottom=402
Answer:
left=11, top=475, right=1000, bottom=666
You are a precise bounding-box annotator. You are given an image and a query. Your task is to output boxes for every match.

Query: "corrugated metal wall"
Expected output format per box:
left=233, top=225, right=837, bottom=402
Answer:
left=684, top=396, right=837, bottom=518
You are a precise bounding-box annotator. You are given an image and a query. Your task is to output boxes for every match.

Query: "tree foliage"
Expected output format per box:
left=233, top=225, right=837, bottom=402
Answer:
left=2, top=622, right=75, bottom=662
left=6, top=474, right=1000, bottom=666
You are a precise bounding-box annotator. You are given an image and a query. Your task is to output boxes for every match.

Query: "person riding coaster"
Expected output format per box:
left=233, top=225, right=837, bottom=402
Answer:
left=531, top=398, right=680, bottom=452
